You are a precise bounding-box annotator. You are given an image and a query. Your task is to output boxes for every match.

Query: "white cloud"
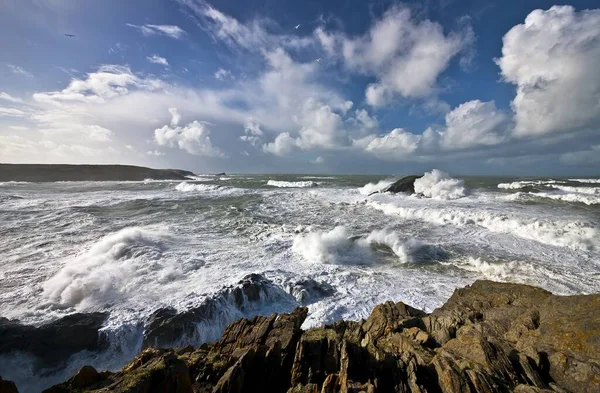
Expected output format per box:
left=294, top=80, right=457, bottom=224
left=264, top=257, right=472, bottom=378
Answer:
left=147, top=150, right=166, bottom=156
left=0, top=107, right=26, bottom=117
left=39, top=124, right=114, bottom=142
left=0, top=92, right=23, bottom=103
left=168, top=107, right=181, bottom=126
left=496, top=6, right=600, bottom=137
left=240, top=118, right=264, bottom=147
left=440, top=100, right=510, bottom=149
left=147, top=55, right=169, bottom=66
left=6, top=64, right=33, bottom=78
left=311, top=156, right=324, bottom=164
left=154, top=109, right=225, bottom=157
left=315, top=6, right=473, bottom=106
left=126, top=24, right=186, bottom=39
left=364, top=128, right=421, bottom=159
left=262, top=132, right=297, bottom=156
left=214, top=68, right=233, bottom=80
left=33, top=65, right=164, bottom=104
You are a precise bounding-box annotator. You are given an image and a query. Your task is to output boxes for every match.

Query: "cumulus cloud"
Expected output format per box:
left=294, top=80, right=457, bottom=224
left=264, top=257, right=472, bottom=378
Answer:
left=126, top=24, right=186, bottom=39
left=147, top=55, right=169, bottom=66
left=240, top=118, right=264, bottom=147
left=439, top=100, right=510, bottom=149
left=363, top=128, right=421, bottom=159
left=315, top=6, right=473, bottom=106
left=147, top=150, right=166, bottom=156
left=496, top=6, right=600, bottom=137
left=154, top=109, right=225, bottom=157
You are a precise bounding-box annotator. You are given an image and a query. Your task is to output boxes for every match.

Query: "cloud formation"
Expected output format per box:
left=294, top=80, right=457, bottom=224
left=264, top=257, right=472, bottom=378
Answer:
left=147, top=55, right=169, bottom=66
left=126, top=24, right=186, bottom=39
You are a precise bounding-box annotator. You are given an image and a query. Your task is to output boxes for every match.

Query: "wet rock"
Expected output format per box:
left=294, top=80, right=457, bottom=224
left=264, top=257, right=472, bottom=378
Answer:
left=143, top=274, right=295, bottom=348
left=44, top=280, right=600, bottom=393
left=0, top=313, right=108, bottom=368
left=369, top=175, right=423, bottom=196
left=285, top=279, right=335, bottom=305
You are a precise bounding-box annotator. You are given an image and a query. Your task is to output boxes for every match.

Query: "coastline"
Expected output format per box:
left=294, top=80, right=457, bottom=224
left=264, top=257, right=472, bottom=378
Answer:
left=2, top=280, right=599, bottom=393
left=0, top=164, right=194, bottom=182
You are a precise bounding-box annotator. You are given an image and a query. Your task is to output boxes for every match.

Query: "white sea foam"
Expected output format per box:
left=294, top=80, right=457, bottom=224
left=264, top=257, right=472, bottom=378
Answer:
left=368, top=200, right=599, bottom=251
left=0, top=181, right=31, bottom=186
left=414, top=170, right=466, bottom=200
left=549, top=185, right=600, bottom=195
left=292, top=226, right=443, bottom=265
left=568, top=178, right=600, bottom=184
left=530, top=191, right=600, bottom=205
left=267, top=180, right=318, bottom=188
left=175, top=182, right=221, bottom=192
left=497, top=180, right=559, bottom=189
left=42, top=226, right=172, bottom=309
left=359, top=179, right=396, bottom=195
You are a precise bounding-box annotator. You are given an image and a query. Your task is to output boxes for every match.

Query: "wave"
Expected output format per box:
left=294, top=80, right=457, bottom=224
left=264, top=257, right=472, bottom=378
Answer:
left=368, top=201, right=599, bottom=251
left=267, top=180, right=318, bottom=188
left=529, top=191, right=600, bottom=206
left=549, top=185, right=600, bottom=195
left=175, top=182, right=222, bottom=192
left=414, top=170, right=466, bottom=200
left=359, top=179, right=395, bottom=195
left=42, top=226, right=172, bottom=309
left=292, top=226, right=444, bottom=265
left=299, top=176, right=336, bottom=180
left=0, top=181, right=31, bottom=186
left=568, top=178, right=600, bottom=184
left=497, top=180, right=558, bottom=189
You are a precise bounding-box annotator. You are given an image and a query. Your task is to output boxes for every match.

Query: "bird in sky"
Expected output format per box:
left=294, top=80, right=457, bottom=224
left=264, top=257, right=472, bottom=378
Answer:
left=64, top=34, right=75, bottom=37
left=294, top=24, right=301, bottom=29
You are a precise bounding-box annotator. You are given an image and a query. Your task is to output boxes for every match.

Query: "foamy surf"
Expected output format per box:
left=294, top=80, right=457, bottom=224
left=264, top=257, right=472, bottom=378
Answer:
left=267, top=180, right=318, bottom=188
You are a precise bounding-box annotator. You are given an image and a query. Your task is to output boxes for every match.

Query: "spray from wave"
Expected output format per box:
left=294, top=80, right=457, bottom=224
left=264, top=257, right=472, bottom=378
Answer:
left=414, top=170, right=466, bottom=200
left=359, top=179, right=396, bottom=195
left=42, top=226, right=172, bottom=309
left=267, top=180, right=318, bottom=188
left=292, top=226, right=444, bottom=265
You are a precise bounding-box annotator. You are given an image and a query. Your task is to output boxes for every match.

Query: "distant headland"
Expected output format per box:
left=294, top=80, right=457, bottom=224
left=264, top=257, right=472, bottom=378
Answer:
left=0, top=164, right=195, bottom=182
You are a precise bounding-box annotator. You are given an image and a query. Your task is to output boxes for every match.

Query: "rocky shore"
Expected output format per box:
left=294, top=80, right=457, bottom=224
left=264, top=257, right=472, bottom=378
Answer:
left=2, top=280, right=599, bottom=393
left=0, top=164, right=195, bottom=182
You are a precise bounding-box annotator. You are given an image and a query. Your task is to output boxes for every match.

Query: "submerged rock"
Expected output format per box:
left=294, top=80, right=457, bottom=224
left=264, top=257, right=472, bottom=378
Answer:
left=32, top=280, right=600, bottom=393
left=369, top=175, right=423, bottom=196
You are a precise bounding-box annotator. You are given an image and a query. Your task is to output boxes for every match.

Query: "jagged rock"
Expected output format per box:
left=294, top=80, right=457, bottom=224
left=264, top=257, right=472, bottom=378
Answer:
left=369, top=175, right=423, bottom=196
left=0, top=313, right=108, bottom=368
left=43, top=280, right=600, bottom=393
left=0, top=376, right=18, bottom=393
left=143, top=274, right=295, bottom=348
left=285, top=279, right=335, bottom=305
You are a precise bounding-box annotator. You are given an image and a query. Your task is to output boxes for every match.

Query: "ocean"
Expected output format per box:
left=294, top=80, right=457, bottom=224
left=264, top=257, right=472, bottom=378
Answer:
left=1, top=170, right=599, bottom=391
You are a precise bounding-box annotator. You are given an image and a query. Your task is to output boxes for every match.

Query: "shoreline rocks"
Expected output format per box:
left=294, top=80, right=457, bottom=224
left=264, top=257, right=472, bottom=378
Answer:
left=3, top=280, right=600, bottom=392
left=369, top=175, right=423, bottom=196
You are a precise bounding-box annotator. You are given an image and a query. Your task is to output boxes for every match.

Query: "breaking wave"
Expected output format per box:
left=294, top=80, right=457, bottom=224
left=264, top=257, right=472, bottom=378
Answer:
left=42, top=226, right=172, bottom=309
left=414, top=170, right=466, bottom=200
left=175, top=182, right=222, bottom=192
left=292, top=226, right=444, bottom=265
left=368, top=201, right=599, bottom=251
left=568, top=178, right=600, bottom=184
left=267, top=180, right=318, bottom=188
left=359, top=179, right=395, bottom=195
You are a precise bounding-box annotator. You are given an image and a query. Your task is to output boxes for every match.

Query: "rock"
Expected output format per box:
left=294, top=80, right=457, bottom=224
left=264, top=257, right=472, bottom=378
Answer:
left=143, top=273, right=295, bottom=348
left=43, top=280, right=600, bottom=393
left=0, top=312, right=108, bottom=368
left=216, top=172, right=227, bottom=176
left=284, top=279, right=335, bottom=305
left=369, top=175, right=423, bottom=196
left=0, top=377, right=18, bottom=393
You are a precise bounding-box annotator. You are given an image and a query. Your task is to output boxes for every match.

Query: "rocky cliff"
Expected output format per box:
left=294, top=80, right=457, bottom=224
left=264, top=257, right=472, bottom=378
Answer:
left=4, top=280, right=600, bottom=393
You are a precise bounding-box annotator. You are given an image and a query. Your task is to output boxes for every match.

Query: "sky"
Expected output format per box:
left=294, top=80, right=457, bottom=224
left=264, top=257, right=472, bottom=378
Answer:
left=1, top=0, right=599, bottom=175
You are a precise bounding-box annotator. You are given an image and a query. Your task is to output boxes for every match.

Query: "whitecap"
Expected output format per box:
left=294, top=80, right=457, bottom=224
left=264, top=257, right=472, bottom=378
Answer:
left=414, top=170, right=466, bottom=200
left=267, top=180, right=318, bottom=188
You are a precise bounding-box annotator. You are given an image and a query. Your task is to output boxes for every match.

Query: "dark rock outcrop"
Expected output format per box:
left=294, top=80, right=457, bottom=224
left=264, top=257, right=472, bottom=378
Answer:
left=18, top=280, right=600, bottom=393
left=143, top=274, right=297, bottom=348
left=0, top=164, right=195, bottom=182
left=0, top=376, right=18, bottom=393
left=369, top=175, right=423, bottom=196
left=0, top=312, right=108, bottom=368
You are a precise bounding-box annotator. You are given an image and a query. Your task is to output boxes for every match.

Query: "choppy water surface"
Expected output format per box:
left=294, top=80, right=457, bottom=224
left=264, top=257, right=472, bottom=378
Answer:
left=1, top=171, right=599, bottom=391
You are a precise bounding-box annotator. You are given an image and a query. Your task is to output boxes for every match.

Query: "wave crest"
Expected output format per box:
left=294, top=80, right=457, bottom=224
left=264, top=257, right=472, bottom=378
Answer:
left=267, top=180, right=318, bottom=188
left=414, top=170, right=466, bottom=200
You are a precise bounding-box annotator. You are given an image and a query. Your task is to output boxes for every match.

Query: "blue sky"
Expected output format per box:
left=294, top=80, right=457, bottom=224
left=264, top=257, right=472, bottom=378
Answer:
left=1, top=0, right=599, bottom=175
